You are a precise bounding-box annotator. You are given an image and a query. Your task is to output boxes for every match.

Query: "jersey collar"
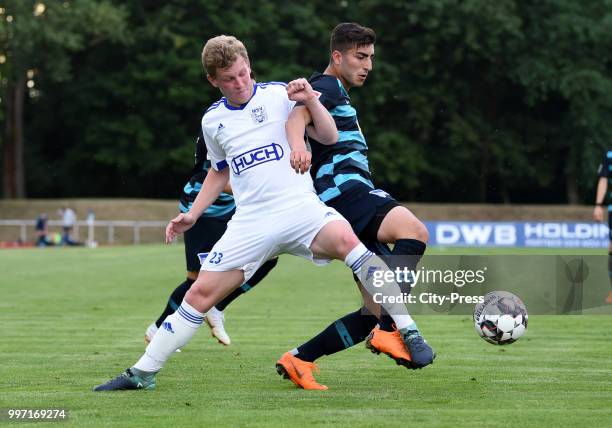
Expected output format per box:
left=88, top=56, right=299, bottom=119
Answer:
left=223, top=83, right=258, bottom=111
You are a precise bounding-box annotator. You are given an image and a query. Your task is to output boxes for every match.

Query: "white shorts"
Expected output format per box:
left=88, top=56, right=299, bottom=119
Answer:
left=201, top=193, right=347, bottom=281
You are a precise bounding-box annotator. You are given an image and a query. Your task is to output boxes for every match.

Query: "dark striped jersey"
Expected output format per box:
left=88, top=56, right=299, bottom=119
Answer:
left=597, top=150, right=612, bottom=205
left=308, top=72, right=374, bottom=203
left=178, top=130, right=235, bottom=219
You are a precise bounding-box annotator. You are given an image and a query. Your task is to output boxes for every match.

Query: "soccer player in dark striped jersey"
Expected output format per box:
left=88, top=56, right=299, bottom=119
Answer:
left=276, top=23, right=434, bottom=389
left=593, top=149, right=612, bottom=304
left=144, top=129, right=278, bottom=347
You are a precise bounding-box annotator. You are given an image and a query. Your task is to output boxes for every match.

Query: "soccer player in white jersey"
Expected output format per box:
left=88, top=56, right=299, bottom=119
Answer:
left=94, top=35, right=433, bottom=391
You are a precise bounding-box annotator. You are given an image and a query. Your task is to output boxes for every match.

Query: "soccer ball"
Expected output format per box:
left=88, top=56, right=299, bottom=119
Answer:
left=474, top=291, right=528, bottom=345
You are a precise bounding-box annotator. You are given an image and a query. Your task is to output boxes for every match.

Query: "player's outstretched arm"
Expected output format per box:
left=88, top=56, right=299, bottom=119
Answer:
left=594, top=176, right=607, bottom=221
left=165, top=167, right=230, bottom=243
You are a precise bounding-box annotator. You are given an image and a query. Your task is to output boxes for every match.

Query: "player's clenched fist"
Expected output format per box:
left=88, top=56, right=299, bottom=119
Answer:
left=286, top=78, right=316, bottom=104
left=165, top=212, right=196, bottom=243
left=290, top=148, right=312, bottom=174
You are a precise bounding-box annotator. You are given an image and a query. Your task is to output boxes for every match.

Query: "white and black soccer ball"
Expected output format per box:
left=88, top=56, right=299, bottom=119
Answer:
left=474, top=291, right=528, bottom=345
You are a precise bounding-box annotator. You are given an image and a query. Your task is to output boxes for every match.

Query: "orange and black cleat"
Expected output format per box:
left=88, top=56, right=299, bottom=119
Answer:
left=275, top=352, right=328, bottom=390
left=365, top=326, right=415, bottom=369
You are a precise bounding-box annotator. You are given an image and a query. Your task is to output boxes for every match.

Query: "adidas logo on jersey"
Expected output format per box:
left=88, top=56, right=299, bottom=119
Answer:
left=217, top=123, right=225, bottom=131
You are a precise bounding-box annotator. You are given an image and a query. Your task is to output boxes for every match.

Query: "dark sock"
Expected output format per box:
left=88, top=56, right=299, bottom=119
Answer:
left=378, top=315, right=395, bottom=331
left=295, top=308, right=378, bottom=362
left=378, top=239, right=426, bottom=331
left=215, top=257, right=278, bottom=311
left=155, top=278, right=195, bottom=327
left=392, top=238, right=427, bottom=258
left=608, top=252, right=612, bottom=290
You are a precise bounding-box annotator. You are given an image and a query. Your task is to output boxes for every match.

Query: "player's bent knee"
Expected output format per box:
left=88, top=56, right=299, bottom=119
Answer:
left=186, top=279, right=213, bottom=300
left=398, top=215, right=429, bottom=243
left=398, top=211, right=429, bottom=243
left=379, top=206, right=429, bottom=243
left=386, top=218, right=429, bottom=243
left=412, top=219, right=429, bottom=243
left=338, top=229, right=360, bottom=255
left=312, top=220, right=361, bottom=259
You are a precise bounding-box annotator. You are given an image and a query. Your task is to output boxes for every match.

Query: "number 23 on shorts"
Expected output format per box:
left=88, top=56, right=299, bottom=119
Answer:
left=208, top=252, right=223, bottom=264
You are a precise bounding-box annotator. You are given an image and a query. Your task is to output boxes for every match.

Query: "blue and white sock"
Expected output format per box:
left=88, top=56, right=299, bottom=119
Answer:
left=344, top=243, right=374, bottom=273
left=344, top=243, right=415, bottom=331
left=134, top=300, right=204, bottom=372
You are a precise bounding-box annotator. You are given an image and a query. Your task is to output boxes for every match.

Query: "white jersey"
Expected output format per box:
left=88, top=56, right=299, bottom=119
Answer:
left=202, top=82, right=316, bottom=211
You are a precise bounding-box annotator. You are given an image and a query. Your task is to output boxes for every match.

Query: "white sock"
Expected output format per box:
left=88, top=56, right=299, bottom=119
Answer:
left=345, top=243, right=415, bottom=330
left=133, top=300, right=204, bottom=372
left=344, top=243, right=373, bottom=272
left=393, top=316, right=416, bottom=331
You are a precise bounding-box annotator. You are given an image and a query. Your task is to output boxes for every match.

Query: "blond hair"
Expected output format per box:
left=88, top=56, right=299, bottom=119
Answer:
left=202, top=35, right=249, bottom=78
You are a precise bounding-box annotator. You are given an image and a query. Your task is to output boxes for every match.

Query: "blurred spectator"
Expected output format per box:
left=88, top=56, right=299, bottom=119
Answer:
left=86, top=209, right=97, bottom=247
left=87, top=209, right=95, bottom=225
left=60, top=207, right=78, bottom=246
left=35, top=213, right=50, bottom=246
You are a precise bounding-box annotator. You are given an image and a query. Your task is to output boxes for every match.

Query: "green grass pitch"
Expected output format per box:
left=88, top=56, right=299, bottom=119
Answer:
left=1, top=245, right=611, bottom=427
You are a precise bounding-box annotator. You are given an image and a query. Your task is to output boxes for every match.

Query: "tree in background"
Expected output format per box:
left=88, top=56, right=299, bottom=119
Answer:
left=5, top=0, right=612, bottom=203
left=0, top=0, right=128, bottom=198
left=24, top=0, right=338, bottom=199
left=358, top=0, right=612, bottom=203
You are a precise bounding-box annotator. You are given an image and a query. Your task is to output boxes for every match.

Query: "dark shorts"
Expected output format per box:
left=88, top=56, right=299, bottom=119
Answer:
left=184, top=215, right=231, bottom=272
left=327, top=183, right=400, bottom=243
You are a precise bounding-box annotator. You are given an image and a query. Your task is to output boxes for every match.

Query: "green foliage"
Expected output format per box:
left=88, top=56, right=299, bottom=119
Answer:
left=353, top=0, right=612, bottom=202
left=0, top=0, right=129, bottom=82
left=6, top=0, right=612, bottom=201
left=0, top=0, right=130, bottom=197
